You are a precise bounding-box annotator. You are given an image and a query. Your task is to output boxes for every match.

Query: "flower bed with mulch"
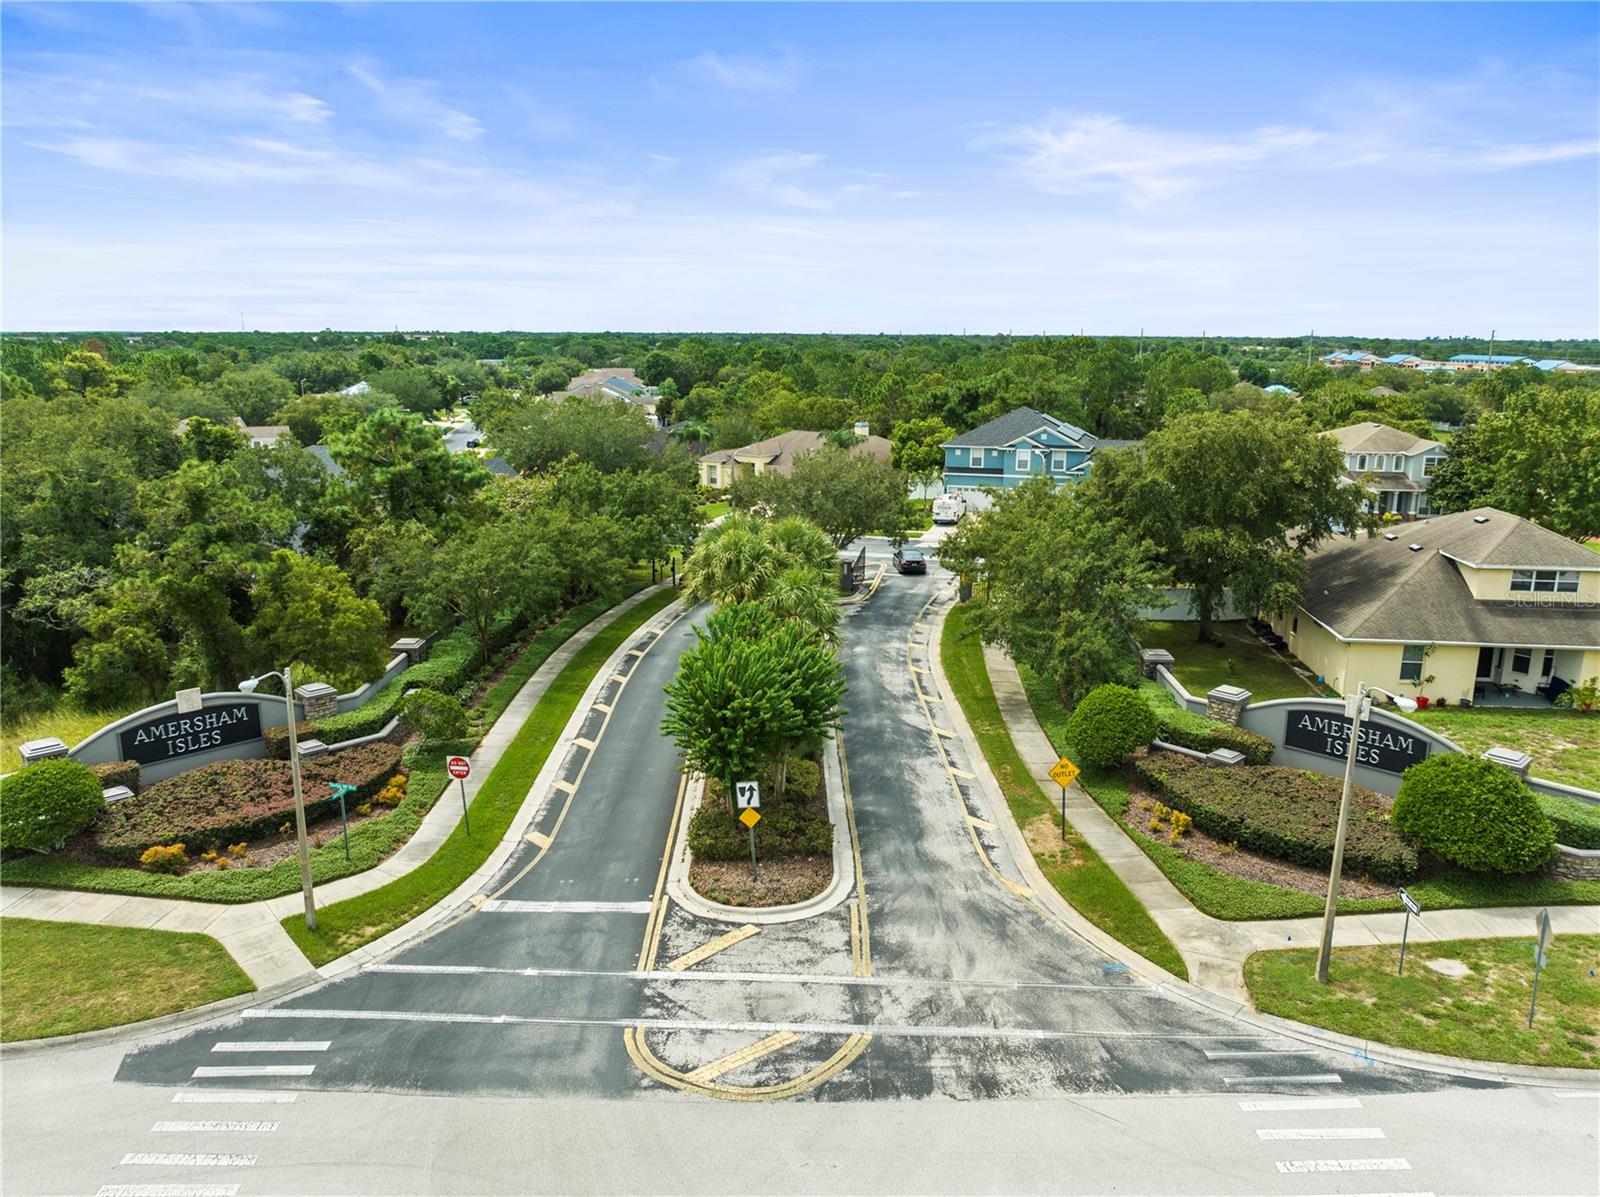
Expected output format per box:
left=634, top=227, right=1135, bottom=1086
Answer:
left=685, top=755, right=833, bottom=907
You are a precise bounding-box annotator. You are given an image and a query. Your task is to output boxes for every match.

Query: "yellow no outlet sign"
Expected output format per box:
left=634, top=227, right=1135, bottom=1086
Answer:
left=1049, top=757, right=1080, bottom=789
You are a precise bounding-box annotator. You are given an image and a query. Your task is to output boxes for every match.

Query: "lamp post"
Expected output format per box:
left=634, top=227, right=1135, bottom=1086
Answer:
left=239, top=665, right=317, bottom=931
left=1316, top=682, right=1417, bottom=983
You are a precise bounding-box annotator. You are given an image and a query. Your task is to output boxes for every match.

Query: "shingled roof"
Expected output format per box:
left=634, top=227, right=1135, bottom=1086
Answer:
left=944, top=406, right=1094, bottom=449
left=1323, top=421, right=1442, bottom=455
left=1298, top=508, right=1600, bottom=647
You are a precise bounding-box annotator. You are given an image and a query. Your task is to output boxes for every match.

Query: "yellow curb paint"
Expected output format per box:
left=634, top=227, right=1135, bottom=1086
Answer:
left=966, top=815, right=996, bottom=832
left=682, top=1031, right=799, bottom=1083
left=469, top=894, right=487, bottom=910
left=573, top=737, right=597, bottom=750
left=665, top=923, right=760, bottom=971
left=524, top=830, right=552, bottom=849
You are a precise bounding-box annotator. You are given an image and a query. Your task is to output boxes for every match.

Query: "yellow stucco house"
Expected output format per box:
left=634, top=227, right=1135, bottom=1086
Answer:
left=698, top=425, right=892, bottom=490
left=1271, top=507, right=1600, bottom=706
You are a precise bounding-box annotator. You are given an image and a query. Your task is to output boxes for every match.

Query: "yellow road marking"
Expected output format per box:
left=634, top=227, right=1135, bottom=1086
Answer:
left=966, top=815, right=996, bottom=832
left=931, top=726, right=955, bottom=738
left=636, top=771, right=689, bottom=972
left=949, top=767, right=975, bottom=780
left=665, top=923, right=760, bottom=971
left=592, top=702, right=612, bottom=714
left=611, top=673, right=630, bottom=684
left=573, top=737, right=597, bottom=750
left=682, top=1032, right=799, bottom=1083
left=469, top=894, right=487, bottom=910
left=524, top=830, right=552, bottom=849
left=551, top=779, right=577, bottom=795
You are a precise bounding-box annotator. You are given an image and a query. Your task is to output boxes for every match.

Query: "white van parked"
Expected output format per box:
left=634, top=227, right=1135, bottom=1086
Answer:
left=931, top=493, right=966, bottom=525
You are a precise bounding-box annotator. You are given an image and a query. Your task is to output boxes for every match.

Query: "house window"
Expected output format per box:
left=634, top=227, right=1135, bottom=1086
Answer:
left=1291, top=616, right=1299, bottom=634
left=1375, top=455, right=1387, bottom=472
left=951, top=447, right=965, bottom=465
left=1356, top=455, right=1369, bottom=471
left=1399, top=644, right=1427, bottom=682
left=1512, top=648, right=1532, bottom=674
left=706, top=464, right=719, bottom=486
left=1510, top=569, right=1581, bottom=593
left=1052, top=450, right=1067, bottom=472
left=1423, top=455, right=1444, bottom=476
left=1014, top=448, right=1031, bottom=470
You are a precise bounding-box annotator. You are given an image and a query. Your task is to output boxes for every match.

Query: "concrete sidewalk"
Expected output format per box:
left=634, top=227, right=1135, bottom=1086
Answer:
left=0, top=584, right=669, bottom=994
left=980, top=644, right=1600, bottom=1002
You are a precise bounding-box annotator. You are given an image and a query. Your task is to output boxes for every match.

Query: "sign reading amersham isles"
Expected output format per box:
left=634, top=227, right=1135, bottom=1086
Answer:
left=118, top=702, right=264, bottom=765
left=1282, top=708, right=1430, bottom=775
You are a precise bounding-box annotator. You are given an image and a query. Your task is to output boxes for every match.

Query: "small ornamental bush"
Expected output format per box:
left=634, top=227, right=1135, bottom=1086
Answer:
left=398, top=688, right=470, bottom=741
left=0, top=759, right=106, bottom=853
left=89, top=760, right=142, bottom=793
left=1133, top=753, right=1419, bottom=882
left=1066, top=684, right=1158, bottom=769
left=1392, top=755, right=1555, bottom=874
left=140, top=843, right=188, bottom=874
left=371, top=775, right=407, bottom=807
left=1540, top=794, right=1600, bottom=850
left=688, top=757, right=831, bottom=861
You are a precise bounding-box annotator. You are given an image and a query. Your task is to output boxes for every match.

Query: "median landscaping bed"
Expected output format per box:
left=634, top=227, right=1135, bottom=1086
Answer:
left=941, top=605, right=1189, bottom=979
left=0, top=918, right=254, bottom=1042
left=686, top=757, right=833, bottom=907
left=1245, top=934, right=1600, bottom=1069
left=283, top=587, right=679, bottom=965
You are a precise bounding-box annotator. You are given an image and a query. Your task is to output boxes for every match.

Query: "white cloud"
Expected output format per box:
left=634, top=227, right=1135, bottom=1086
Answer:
left=725, top=151, right=877, bottom=210
left=680, top=49, right=799, bottom=93
left=347, top=60, right=482, bottom=141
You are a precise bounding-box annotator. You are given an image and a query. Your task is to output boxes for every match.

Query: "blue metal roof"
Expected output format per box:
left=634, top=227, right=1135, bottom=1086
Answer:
left=1531, top=359, right=1571, bottom=371
left=1448, top=354, right=1532, bottom=364
left=1379, top=354, right=1419, bottom=364
left=1263, top=383, right=1295, bottom=393
left=604, top=375, right=645, bottom=395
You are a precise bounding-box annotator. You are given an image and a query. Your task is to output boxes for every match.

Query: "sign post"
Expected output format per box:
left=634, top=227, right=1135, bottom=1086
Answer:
left=327, top=782, right=359, bottom=861
left=735, top=780, right=761, bottom=882
left=1397, top=887, right=1421, bottom=975
left=1529, top=907, right=1553, bottom=1027
left=448, top=756, right=472, bottom=836
left=1048, top=757, right=1080, bottom=838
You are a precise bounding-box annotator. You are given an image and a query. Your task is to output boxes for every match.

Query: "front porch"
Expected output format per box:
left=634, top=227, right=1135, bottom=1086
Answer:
left=1471, top=644, right=1586, bottom=707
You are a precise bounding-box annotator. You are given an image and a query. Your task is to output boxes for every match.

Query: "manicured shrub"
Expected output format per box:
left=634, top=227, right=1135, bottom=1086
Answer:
left=1153, top=716, right=1275, bottom=764
left=1132, top=753, right=1418, bottom=882
left=1066, top=684, right=1158, bottom=769
left=140, top=843, right=188, bottom=874
left=688, top=758, right=831, bottom=861
left=1539, top=795, right=1600, bottom=850
left=0, top=759, right=106, bottom=853
left=398, top=688, right=470, bottom=741
left=89, top=760, right=143, bottom=793
left=1391, top=755, right=1555, bottom=874
left=94, top=742, right=404, bottom=864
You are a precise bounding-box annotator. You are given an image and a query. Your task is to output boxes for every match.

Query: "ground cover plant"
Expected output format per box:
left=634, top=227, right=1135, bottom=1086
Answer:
left=1245, top=934, right=1600, bottom=1069
left=283, top=587, right=679, bottom=965
left=941, top=604, right=1188, bottom=978
left=1132, top=752, right=1419, bottom=882
left=1134, top=620, right=1322, bottom=702
left=0, top=918, right=254, bottom=1042
left=687, top=757, right=834, bottom=907
left=1403, top=705, right=1600, bottom=792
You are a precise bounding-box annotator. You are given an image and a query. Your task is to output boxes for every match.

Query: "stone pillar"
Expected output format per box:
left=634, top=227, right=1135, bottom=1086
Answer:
left=1481, top=746, right=1532, bottom=779
left=1140, top=648, right=1176, bottom=679
left=18, top=737, right=69, bottom=766
left=1205, top=684, right=1252, bottom=726
left=294, top=682, right=339, bottom=722
left=391, top=637, right=428, bottom=666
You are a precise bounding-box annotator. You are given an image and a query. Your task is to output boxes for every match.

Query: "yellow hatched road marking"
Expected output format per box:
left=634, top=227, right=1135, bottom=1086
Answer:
left=931, top=726, right=956, bottom=738
left=611, top=673, right=630, bottom=684
left=949, top=767, right=975, bottom=780
left=682, top=1032, right=799, bottom=1084
left=966, top=815, right=996, bottom=832
left=665, top=924, right=760, bottom=971
left=551, top=780, right=577, bottom=795
left=469, top=894, right=487, bottom=910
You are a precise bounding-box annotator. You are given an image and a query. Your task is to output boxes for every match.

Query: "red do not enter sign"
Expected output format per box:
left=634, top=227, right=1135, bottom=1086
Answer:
left=447, top=756, right=472, bottom=780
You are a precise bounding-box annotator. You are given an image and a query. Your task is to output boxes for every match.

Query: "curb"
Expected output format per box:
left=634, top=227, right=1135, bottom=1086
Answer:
left=929, top=592, right=1600, bottom=1091
left=665, top=732, right=854, bottom=925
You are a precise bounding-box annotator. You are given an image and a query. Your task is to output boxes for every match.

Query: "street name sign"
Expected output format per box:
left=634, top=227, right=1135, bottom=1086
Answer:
left=1536, top=908, right=1553, bottom=968
left=448, top=756, right=472, bottom=780
left=1398, top=888, right=1421, bottom=917
left=734, top=780, right=760, bottom=810
left=1048, top=757, right=1080, bottom=789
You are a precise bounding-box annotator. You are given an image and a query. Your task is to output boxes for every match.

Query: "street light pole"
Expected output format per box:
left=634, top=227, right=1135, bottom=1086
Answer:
left=241, top=665, right=317, bottom=931
left=1316, top=682, right=1415, bottom=984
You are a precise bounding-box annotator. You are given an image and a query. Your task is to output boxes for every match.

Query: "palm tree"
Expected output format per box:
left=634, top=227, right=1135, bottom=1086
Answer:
left=761, top=564, right=841, bottom=644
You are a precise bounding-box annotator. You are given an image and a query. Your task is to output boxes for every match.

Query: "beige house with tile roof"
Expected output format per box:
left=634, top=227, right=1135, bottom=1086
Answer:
left=698, top=425, right=891, bottom=490
left=1270, top=508, right=1600, bottom=707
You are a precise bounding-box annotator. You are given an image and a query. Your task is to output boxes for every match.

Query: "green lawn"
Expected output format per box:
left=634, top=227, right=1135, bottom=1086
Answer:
left=1137, top=620, right=1322, bottom=702
left=941, top=605, right=1188, bottom=979
left=1245, top=935, right=1600, bottom=1069
left=283, top=588, right=680, bottom=965
left=1405, top=705, right=1600, bottom=792
left=1015, top=665, right=1600, bottom=920
left=0, top=918, right=254, bottom=1042
left=696, top=500, right=730, bottom=522
left=2, top=703, right=141, bottom=771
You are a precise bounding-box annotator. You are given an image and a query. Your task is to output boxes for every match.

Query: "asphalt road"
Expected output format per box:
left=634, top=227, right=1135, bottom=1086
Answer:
left=3, top=539, right=1597, bottom=1195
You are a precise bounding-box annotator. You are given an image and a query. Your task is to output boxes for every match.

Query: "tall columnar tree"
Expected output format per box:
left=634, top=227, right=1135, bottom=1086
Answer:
left=1086, top=409, right=1369, bottom=644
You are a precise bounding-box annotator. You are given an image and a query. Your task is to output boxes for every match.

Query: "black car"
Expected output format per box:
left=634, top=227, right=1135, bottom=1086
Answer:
left=465, top=438, right=481, bottom=448
left=893, top=546, right=927, bottom=574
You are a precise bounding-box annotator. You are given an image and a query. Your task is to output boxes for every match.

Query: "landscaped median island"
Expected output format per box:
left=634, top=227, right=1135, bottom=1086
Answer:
left=1016, top=666, right=1600, bottom=921
left=686, top=762, right=833, bottom=907
left=0, top=918, right=254, bottom=1042
left=283, top=586, right=680, bottom=965
left=0, top=586, right=651, bottom=903
left=941, top=605, right=1189, bottom=979
left=1245, top=934, right=1600, bottom=1069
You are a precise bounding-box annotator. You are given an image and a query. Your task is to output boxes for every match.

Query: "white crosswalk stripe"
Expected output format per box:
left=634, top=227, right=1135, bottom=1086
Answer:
left=210, top=1041, right=329, bottom=1053
left=1238, top=1097, right=1361, bottom=1111
left=191, top=1065, right=314, bottom=1078
left=1276, top=1158, right=1411, bottom=1174
left=1257, top=1127, right=1386, bottom=1140
left=118, top=1154, right=257, bottom=1167
left=171, top=1092, right=296, bottom=1104
left=151, top=1121, right=279, bottom=1133
left=1223, top=1073, right=1343, bottom=1085
left=95, top=1186, right=242, bottom=1197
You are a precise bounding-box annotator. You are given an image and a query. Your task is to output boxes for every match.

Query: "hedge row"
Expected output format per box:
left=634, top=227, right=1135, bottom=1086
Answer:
left=88, top=760, right=142, bottom=792
left=1132, top=752, right=1418, bottom=882
left=1139, top=682, right=1276, bottom=764
left=687, top=758, right=832, bottom=861
left=1540, top=795, right=1600, bottom=851
left=95, top=742, right=403, bottom=864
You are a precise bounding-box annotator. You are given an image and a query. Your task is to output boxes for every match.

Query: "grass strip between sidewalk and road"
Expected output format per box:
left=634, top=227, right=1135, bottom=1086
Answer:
left=1245, top=934, right=1600, bottom=1069
left=283, top=588, right=680, bottom=966
left=0, top=918, right=254, bottom=1042
left=941, top=605, right=1188, bottom=980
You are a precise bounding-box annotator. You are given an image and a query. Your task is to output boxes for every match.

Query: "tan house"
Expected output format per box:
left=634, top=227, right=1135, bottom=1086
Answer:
left=1271, top=508, right=1600, bottom=707
left=1323, top=421, right=1447, bottom=518
left=698, top=424, right=891, bottom=490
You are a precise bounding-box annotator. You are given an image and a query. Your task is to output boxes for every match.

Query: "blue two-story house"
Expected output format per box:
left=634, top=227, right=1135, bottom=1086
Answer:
left=941, top=406, right=1102, bottom=491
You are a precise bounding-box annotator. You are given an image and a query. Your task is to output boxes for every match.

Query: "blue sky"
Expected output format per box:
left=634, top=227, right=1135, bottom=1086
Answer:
left=3, top=2, right=1596, bottom=335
